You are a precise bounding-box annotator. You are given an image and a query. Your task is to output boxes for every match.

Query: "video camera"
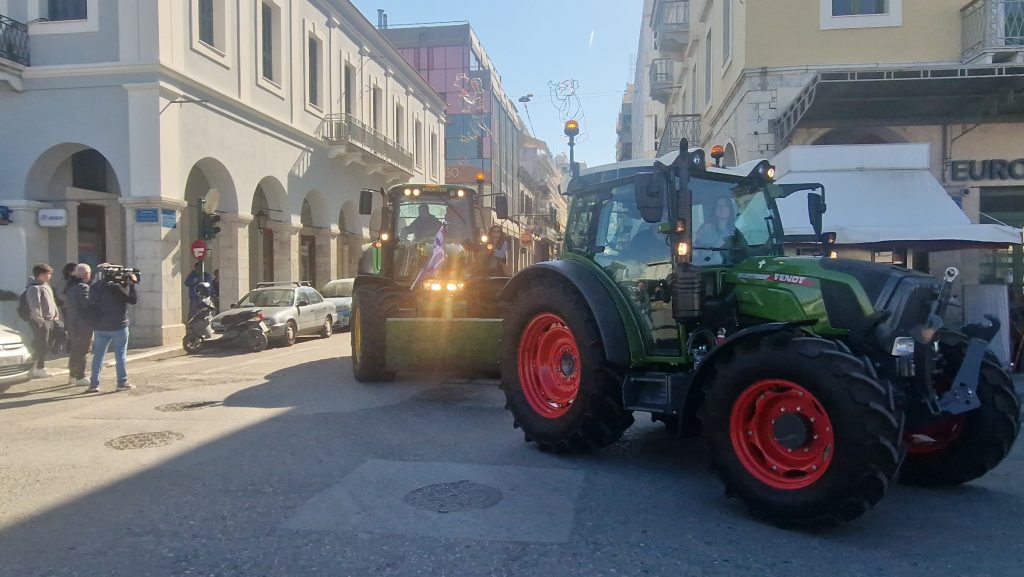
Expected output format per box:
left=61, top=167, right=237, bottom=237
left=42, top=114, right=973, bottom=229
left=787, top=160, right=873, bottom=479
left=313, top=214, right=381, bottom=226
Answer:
left=98, top=264, right=141, bottom=286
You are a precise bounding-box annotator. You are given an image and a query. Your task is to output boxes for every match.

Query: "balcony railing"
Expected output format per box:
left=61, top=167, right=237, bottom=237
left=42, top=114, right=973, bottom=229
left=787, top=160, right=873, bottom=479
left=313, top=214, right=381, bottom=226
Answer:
left=322, top=113, right=414, bottom=173
left=655, top=0, right=691, bottom=54
left=657, top=114, right=701, bottom=157
left=0, top=14, right=29, bottom=66
left=962, top=0, right=1024, bottom=62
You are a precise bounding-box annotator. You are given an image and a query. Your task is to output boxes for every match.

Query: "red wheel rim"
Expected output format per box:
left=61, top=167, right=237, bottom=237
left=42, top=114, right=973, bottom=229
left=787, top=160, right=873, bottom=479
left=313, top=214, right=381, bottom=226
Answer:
left=729, top=379, right=835, bottom=490
left=517, top=313, right=581, bottom=419
left=905, top=414, right=966, bottom=455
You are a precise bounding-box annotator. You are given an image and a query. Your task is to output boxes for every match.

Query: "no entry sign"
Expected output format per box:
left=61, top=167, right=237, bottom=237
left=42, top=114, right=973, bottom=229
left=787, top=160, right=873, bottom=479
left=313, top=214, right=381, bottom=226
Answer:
left=191, top=239, right=209, bottom=260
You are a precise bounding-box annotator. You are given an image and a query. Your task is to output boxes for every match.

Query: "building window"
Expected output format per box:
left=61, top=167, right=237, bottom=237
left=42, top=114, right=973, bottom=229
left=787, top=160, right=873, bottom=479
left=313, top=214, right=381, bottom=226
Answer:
left=71, top=150, right=108, bottom=192
left=372, top=87, right=383, bottom=131
left=430, top=131, right=439, bottom=178
left=832, top=0, right=887, bottom=16
left=395, top=104, right=405, bottom=146
left=46, top=0, right=87, bottom=21
left=307, top=35, right=322, bottom=108
left=820, top=0, right=901, bottom=29
left=704, top=31, right=712, bottom=107
left=199, top=0, right=215, bottom=46
left=415, top=120, right=424, bottom=167
left=343, top=64, right=355, bottom=115
left=722, top=0, right=732, bottom=66
left=260, top=2, right=275, bottom=82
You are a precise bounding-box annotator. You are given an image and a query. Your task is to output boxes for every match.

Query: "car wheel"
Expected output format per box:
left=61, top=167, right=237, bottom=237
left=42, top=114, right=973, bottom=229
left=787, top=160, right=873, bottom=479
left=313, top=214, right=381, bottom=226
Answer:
left=320, top=317, right=333, bottom=339
left=281, top=321, right=297, bottom=347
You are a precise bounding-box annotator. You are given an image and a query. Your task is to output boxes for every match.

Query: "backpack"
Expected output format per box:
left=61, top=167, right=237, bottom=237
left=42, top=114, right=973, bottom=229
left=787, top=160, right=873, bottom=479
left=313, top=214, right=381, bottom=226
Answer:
left=17, top=290, right=31, bottom=322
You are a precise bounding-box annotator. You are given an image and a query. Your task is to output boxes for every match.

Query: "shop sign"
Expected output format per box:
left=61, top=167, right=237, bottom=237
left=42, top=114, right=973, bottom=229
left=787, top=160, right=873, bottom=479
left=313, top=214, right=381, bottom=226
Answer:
left=950, top=159, right=1024, bottom=182
left=38, top=209, right=68, bottom=228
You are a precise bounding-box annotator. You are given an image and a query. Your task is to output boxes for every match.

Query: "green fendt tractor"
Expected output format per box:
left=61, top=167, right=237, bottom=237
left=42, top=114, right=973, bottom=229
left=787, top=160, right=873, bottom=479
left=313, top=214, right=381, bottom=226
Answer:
left=350, top=183, right=509, bottom=381
left=499, top=140, right=1020, bottom=526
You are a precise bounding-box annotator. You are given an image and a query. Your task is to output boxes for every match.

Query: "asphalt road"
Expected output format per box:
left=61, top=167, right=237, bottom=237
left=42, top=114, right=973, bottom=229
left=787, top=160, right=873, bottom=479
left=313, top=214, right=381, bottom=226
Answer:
left=1, top=333, right=1022, bottom=577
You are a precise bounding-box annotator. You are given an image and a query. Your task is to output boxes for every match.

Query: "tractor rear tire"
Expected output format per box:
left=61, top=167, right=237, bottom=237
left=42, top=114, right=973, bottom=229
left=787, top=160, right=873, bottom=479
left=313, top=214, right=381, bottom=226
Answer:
left=700, top=332, right=903, bottom=527
left=351, top=286, right=397, bottom=383
left=501, top=277, right=634, bottom=453
left=900, top=331, right=1021, bottom=487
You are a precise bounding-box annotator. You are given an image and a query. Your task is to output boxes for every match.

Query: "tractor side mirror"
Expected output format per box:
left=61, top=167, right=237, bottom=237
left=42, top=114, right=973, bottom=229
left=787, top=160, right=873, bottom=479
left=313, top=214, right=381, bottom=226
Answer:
left=807, top=192, right=826, bottom=238
left=359, top=189, right=373, bottom=216
left=635, top=172, right=666, bottom=223
left=494, top=195, right=509, bottom=220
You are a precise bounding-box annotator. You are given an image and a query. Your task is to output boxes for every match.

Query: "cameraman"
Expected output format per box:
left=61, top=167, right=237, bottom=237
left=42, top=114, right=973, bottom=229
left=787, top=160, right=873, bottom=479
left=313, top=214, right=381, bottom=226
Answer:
left=85, top=266, right=139, bottom=393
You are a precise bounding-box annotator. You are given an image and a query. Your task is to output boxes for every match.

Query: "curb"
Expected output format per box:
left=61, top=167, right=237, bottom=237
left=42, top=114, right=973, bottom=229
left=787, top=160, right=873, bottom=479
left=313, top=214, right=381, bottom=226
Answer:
left=45, top=346, right=186, bottom=378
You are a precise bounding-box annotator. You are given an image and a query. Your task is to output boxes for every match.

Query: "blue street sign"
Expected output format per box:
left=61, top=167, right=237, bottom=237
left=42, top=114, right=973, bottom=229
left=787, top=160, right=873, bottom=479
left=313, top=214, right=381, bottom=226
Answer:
left=135, top=208, right=159, bottom=224
left=161, top=208, right=177, bottom=228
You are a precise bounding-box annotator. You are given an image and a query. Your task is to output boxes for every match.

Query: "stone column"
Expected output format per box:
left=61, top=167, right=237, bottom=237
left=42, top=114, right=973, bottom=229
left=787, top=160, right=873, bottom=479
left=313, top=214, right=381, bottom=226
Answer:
left=218, top=212, right=254, bottom=305
left=0, top=200, right=48, bottom=327
left=272, top=220, right=301, bottom=283
left=120, top=197, right=186, bottom=347
left=315, top=226, right=340, bottom=289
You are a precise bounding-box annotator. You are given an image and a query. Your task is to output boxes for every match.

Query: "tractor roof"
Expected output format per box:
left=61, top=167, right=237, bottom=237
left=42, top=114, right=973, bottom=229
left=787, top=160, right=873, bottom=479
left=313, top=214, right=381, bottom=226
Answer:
left=580, top=150, right=770, bottom=181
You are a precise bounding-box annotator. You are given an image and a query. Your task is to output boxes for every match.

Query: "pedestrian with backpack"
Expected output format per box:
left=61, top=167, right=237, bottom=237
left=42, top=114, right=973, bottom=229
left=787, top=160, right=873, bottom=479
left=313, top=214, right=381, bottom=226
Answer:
left=21, top=263, right=60, bottom=379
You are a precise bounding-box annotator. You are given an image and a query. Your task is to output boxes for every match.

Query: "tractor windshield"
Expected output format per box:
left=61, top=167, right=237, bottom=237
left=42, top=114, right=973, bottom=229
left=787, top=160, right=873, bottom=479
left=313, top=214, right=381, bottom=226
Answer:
left=690, top=176, right=781, bottom=266
left=389, top=196, right=477, bottom=282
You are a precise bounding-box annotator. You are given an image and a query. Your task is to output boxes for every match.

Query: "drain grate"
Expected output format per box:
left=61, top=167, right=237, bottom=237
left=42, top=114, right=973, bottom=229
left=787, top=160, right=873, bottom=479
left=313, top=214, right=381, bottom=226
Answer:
left=403, top=480, right=503, bottom=513
left=155, top=401, right=221, bottom=412
left=105, top=431, right=184, bottom=450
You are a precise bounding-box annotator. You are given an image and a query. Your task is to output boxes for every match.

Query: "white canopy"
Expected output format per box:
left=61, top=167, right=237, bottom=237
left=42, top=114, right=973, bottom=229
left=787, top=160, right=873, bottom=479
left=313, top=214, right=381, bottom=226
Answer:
left=773, top=144, right=1022, bottom=247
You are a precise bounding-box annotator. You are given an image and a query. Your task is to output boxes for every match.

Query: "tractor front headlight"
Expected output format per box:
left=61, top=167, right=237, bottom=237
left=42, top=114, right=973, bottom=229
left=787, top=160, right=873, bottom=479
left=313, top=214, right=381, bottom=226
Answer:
left=891, top=337, right=915, bottom=357
left=428, top=281, right=443, bottom=292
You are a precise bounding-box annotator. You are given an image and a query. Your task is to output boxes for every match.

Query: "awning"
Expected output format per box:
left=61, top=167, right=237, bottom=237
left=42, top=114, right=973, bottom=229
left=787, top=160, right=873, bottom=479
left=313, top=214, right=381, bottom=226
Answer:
left=774, top=145, right=1022, bottom=248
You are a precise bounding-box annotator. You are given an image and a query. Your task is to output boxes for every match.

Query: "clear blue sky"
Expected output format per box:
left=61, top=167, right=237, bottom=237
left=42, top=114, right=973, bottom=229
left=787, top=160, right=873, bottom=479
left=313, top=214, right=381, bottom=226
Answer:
left=350, top=0, right=643, bottom=168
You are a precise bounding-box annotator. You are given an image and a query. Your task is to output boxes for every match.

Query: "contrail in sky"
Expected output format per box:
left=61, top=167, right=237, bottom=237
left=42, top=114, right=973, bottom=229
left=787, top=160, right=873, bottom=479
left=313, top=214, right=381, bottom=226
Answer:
left=588, top=30, right=595, bottom=52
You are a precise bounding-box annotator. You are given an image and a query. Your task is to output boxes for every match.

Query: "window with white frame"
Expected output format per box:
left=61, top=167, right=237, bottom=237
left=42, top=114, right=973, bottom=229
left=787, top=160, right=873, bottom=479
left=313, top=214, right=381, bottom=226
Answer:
left=430, top=131, right=439, bottom=178
left=343, top=64, right=355, bottom=115
left=820, top=0, right=901, bottom=29
left=259, top=1, right=282, bottom=85
left=704, top=31, right=712, bottom=107
left=415, top=119, right=423, bottom=167
left=372, top=86, right=383, bottom=131
left=190, top=0, right=227, bottom=63
left=395, top=103, right=405, bottom=147
left=307, top=34, right=322, bottom=108
left=27, top=0, right=98, bottom=34
left=722, top=0, right=732, bottom=66
left=46, top=0, right=86, bottom=21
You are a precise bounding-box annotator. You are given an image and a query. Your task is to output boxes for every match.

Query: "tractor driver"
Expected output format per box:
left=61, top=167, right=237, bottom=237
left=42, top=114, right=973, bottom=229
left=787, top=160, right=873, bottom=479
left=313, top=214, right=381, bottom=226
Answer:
left=402, top=204, right=444, bottom=242
left=693, top=194, right=748, bottom=265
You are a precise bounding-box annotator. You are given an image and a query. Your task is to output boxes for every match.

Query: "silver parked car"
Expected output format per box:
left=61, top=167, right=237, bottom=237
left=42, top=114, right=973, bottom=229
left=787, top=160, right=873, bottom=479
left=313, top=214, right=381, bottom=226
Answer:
left=0, top=323, right=33, bottom=385
left=320, top=278, right=354, bottom=331
left=212, top=282, right=336, bottom=347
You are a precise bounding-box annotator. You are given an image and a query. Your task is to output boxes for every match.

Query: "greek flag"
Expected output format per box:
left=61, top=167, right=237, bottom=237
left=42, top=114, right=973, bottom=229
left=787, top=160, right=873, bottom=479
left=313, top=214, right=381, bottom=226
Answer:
left=412, top=224, right=446, bottom=289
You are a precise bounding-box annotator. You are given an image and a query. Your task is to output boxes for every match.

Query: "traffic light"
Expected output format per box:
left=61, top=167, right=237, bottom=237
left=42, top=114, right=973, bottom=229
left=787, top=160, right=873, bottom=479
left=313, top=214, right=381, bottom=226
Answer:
left=200, top=211, right=221, bottom=240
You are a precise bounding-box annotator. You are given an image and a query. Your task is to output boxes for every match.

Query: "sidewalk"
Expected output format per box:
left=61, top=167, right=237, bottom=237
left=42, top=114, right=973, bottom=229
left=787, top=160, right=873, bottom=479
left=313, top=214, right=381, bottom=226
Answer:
left=38, top=344, right=185, bottom=377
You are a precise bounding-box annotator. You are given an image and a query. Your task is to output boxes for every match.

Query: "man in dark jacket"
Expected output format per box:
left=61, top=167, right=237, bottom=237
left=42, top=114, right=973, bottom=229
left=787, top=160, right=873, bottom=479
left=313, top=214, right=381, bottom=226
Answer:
left=64, top=264, right=93, bottom=386
left=85, top=267, right=139, bottom=393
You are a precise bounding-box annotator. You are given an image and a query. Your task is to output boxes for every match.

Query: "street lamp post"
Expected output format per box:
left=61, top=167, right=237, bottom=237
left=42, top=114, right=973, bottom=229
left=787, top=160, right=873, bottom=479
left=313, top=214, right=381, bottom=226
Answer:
left=564, top=120, right=580, bottom=180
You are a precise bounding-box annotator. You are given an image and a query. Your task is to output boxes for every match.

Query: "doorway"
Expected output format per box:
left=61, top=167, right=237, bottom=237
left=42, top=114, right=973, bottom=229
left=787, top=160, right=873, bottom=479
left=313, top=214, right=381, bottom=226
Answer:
left=300, top=235, right=316, bottom=287
left=77, top=203, right=107, bottom=267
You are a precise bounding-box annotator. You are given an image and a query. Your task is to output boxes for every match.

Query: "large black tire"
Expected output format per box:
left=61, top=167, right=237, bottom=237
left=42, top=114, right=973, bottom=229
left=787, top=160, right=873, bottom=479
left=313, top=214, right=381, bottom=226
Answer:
left=500, top=277, right=634, bottom=453
left=351, top=286, right=397, bottom=382
left=900, top=331, right=1021, bottom=486
left=700, top=332, right=903, bottom=527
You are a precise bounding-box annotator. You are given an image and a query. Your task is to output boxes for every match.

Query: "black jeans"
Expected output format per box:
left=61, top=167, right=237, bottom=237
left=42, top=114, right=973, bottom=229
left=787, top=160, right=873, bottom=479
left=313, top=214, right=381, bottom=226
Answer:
left=67, top=325, right=92, bottom=380
left=29, top=322, right=51, bottom=369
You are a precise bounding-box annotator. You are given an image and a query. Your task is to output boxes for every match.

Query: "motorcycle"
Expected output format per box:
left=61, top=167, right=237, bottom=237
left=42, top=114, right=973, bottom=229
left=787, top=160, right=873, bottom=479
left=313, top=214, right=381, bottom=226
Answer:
left=182, top=296, right=269, bottom=354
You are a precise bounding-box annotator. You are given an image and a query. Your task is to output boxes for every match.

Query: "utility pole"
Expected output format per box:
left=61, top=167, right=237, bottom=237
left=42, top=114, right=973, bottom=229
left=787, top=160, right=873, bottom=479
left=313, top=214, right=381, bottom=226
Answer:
left=564, top=119, right=580, bottom=180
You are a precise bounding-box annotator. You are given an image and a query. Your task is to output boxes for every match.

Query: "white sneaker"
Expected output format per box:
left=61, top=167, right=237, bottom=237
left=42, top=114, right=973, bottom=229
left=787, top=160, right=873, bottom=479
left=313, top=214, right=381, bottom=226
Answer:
left=31, top=368, right=51, bottom=379
left=75, top=378, right=91, bottom=386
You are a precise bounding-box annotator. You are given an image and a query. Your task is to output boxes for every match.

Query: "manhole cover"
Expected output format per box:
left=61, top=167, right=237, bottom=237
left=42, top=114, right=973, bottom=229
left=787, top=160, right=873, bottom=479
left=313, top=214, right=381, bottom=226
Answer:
left=403, top=480, right=503, bottom=513
left=155, top=401, right=221, bottom=412
left=105, top=431, right=184, bottom=450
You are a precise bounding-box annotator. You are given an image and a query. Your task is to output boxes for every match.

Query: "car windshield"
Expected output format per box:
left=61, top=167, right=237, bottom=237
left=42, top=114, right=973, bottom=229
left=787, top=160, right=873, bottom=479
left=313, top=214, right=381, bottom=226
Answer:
left=237, top=289, right=294, bottom=307
left=321, top=280, right=354, bottom=298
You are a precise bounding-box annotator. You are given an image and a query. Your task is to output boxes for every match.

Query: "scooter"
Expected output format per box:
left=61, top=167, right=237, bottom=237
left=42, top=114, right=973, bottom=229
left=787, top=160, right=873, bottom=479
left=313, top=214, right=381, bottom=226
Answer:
left=182, top=296, right=269, bottom=354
